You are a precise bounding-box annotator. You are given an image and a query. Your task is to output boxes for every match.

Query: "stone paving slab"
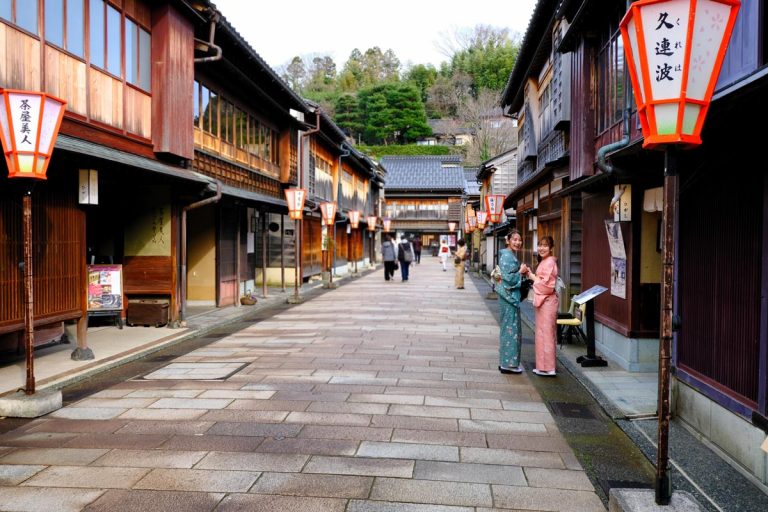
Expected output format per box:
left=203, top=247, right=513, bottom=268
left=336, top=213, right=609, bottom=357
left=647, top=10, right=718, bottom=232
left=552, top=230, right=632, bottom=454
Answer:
left=0, top=263, right=604, bottom=510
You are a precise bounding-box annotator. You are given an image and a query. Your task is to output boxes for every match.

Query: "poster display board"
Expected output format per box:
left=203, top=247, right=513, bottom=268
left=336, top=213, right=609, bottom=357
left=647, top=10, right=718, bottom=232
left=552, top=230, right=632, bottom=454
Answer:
left=87, top=265, right=123, bottom=311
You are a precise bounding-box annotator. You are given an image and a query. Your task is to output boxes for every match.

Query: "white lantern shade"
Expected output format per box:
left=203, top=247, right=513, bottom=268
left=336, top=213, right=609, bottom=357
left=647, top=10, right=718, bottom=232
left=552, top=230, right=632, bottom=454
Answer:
left=348, top=210, right=360, bottom=229
left=0, top=89, right=67, bottom=179
left=476, top=210, right=488, bottom=229
left=366, top=215, right=377, bottom=231
left=284, top=188, right=307, bottom=220
left=320, top=201, right=337, bottom=225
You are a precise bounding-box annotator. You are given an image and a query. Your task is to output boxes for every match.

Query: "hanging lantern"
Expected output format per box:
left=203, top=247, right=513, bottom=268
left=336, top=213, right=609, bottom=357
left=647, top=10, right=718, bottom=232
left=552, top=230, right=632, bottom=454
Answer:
left=620, top=0, right=740, bottom=149
left=0, top=89, right=67, bottom=179
left=448, top=221, right=456, bottom=232
left=485, top=194, right=505, bottom=224
left=468, top=215, right=477, bottom=232
left=284, top=188, right=307, bottom=220
left=366, top=215, right=377, bottom=231
left=476, top=210, right=488, bottom=230
left=319, top=201, right=337, bottom=225
left=382, top=218, right=392, bottom=232
left=348, top=210, right=360, bottom=229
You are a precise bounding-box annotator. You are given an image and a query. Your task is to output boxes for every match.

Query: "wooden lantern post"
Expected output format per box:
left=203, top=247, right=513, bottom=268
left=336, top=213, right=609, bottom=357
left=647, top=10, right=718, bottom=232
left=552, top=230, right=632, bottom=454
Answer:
left=620, top=0, right=740, bottom=503
left=0, top=89, right=67, bottom=395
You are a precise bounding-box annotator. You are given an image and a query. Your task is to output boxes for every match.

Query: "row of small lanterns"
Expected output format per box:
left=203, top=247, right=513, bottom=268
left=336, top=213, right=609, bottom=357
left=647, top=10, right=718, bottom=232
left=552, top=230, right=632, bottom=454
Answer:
left=284, top=187, right=383, bottom=231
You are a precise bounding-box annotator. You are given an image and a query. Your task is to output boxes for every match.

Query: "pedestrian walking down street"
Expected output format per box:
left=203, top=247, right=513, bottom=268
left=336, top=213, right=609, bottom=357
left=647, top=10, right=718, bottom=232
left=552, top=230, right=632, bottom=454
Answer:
left=397, top=235, right=415, bottom=281
left=454, top=239, right=467, bottom=289
left=438, top=239, right=450, bottom=271
left=494, top=231, right=528, bottom=374
left=381, top=234, right=397, bottom=282
left=526, top=235, right=559, bottom=376
left=412, top=236, right=422, bottom=263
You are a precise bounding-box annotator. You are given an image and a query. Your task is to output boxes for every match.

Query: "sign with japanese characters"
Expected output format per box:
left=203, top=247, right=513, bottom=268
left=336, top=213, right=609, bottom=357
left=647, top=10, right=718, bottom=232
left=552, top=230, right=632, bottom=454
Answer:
left=620, top=0, right=741, bottom=148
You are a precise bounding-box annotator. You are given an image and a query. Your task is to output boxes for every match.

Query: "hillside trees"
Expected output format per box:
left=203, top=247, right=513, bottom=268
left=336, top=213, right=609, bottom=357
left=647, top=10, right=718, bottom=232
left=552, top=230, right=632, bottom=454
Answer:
left=277, top=25, right=520, bottom=152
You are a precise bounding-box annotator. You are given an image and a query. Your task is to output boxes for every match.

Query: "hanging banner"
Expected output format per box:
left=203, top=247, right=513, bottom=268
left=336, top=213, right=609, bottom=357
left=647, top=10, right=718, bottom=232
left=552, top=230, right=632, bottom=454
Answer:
left=605, top=221, right=627, bottom=299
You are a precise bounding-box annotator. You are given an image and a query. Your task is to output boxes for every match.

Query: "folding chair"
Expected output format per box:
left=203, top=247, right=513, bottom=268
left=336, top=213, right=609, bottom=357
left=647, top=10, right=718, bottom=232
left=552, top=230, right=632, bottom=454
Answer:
left=557, top=298, right=587, bottom=347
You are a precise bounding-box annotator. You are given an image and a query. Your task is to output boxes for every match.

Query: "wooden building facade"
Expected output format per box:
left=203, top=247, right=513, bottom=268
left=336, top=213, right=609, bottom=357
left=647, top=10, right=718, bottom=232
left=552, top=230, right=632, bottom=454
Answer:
left=532, top=0, right=768, bottom=487
left=0, top=1, right=382, bottom=367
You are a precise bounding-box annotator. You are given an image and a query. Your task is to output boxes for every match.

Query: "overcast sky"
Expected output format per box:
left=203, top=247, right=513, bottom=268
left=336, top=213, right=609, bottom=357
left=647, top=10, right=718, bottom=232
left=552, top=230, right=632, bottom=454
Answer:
left=212, top=0, right=538, bottom=70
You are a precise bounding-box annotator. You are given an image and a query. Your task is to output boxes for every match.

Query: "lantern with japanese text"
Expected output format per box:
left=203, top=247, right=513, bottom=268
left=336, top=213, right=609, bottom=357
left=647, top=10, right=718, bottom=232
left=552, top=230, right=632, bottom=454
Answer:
left=465, top=209, right=476, bottom=233
left=485, top=194, right=505, bottom=224
left=0, top=89, right=67, bottom=396
left=0, top=89, right=66, bottom=180
left=366, top=215, right=377, bottom=231
left=348, top=210, right=360, bottom=229
left=319, top=202, right=337, bottom=225
left=284, top=188, right=307, bottom=220
left=620, top=0, right=740, bottom=149
left=382, top=218, right=392, bottom=232
left=448, top=221, right=456, bottom=232
left=475, top=210, right=488, bottom=230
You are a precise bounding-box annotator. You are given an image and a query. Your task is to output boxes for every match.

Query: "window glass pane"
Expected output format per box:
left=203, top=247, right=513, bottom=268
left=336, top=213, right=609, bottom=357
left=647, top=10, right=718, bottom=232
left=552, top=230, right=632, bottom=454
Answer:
left=17, top=0, right=38, bottom=34
left=106, top=4, right=120, bottom=76
left=209, top=90, right=219, bottom=136
left=67, top=0, right=84, bottom=56
left=45, top=0, right=64, bottom=47
left=0, top=0, right=11, bottom=21
left=125, top=18, right=137, bottom=84
left=193, top=81, right=200, bottom=126
left=139, top=28, right=151, bottom=91
left=89, top=0, right=104, bottom=68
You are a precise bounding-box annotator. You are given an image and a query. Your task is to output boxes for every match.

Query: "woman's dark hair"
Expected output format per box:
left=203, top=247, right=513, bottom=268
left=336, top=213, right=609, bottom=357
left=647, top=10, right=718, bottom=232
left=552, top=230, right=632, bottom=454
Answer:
left=457, top=239, right=466, bottom=246
left=540, top=235, right=555, bottom=248
left=505, top=229, right=521, bottom=242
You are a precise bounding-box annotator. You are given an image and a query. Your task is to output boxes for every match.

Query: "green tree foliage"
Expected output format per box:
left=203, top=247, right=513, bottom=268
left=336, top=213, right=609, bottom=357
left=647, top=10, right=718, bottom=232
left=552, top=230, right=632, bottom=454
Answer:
left=334, top=94, right=364, bottom=141
left=357, top=83, right=431, bottom=145
left=274, top=26, right=521, bottom=147
left=403, top=64, right=438, bottom=104
left=447, top=25, right=519, bottom=93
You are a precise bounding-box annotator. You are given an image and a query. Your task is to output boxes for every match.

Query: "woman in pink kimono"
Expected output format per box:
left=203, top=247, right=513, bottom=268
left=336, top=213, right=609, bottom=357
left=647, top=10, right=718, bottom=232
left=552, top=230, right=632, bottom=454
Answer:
left=526, top=236, right=559, bottom=376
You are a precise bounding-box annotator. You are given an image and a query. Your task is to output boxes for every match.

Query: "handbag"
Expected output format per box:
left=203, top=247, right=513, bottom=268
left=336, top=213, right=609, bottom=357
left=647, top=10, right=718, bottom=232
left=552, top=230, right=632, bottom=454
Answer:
left=454, top=256, right=462, bottom=265
left=393, top=261, right=399, bottom=270
left=520, top=277, right=534, bottom=300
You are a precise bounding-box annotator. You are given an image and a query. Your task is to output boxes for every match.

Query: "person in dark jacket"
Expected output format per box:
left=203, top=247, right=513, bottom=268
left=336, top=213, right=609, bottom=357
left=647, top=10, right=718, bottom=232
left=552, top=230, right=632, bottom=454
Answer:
left=412, top=236, right=422, bottom=263
left=397, top=236, right=416, bottom=282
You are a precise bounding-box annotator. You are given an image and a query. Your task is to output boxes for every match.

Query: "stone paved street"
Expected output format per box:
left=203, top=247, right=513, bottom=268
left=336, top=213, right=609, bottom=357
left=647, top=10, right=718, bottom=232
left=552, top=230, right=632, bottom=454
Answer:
left=0, top=260, right=605, bottom=511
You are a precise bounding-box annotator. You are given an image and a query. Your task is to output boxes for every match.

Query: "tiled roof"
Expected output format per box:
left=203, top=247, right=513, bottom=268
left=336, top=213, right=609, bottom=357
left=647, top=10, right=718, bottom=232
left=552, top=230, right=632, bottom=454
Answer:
left=380, top=156, right=466, bottom=192
left=464, top=168, right=481, bottom=196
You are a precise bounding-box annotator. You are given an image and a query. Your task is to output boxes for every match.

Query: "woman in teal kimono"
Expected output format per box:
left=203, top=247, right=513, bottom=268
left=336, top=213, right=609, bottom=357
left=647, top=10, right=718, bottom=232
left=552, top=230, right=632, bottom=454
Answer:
left=494, top=230, right=529, bottom=374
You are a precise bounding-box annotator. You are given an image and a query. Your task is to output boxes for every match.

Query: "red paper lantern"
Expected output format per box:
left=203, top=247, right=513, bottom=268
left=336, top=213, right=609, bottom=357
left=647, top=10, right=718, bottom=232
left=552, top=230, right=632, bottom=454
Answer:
left=485, top=194, right=505, bottom=224
left=620, top=0, right=740, bottom=148
left=0, top=89, right=67, bottom=179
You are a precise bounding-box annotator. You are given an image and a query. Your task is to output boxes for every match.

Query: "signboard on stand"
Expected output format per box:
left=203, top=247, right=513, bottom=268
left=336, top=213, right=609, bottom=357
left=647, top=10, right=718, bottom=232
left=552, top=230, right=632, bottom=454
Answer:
left=87, top=265, right=123, bottom=311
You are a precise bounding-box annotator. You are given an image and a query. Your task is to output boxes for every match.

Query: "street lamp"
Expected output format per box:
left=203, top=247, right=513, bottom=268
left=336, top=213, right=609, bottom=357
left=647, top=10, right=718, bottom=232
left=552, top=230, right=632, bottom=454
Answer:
left=0, top=89, right=67, bottom=395
left=348, top=210, right=360, bottom=229
left=284, top=187, right=307, bottom=303
left=448, top=221, right=456, bottom=232
left=620, top=0, right=740, bottom=504
left=366, top=215, right=377, bottom=231
left=319, top=202, right=337, bottom=287
left=476, top=210, right=488, bottom=230
left=485, top=194, right=505, bottom=224
left=383, top=218, right=391, bottom=232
